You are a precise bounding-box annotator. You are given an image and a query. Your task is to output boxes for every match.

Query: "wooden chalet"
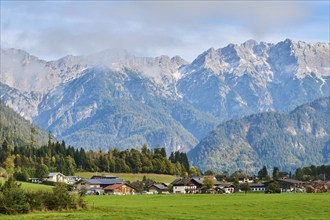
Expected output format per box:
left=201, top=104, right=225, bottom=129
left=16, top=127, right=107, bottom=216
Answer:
left=264, top=178, right=304, bottom=192
left=216, top=184, right=235, bottom=194
left=148, top=183, right=169, bottom=194
left=103, top=183, right=135, bottom=195
left=172, top=178, right=200, bottom=194
left=248, top=183, right=266, bottom=192
left=75, top=178, right=124, bottom=191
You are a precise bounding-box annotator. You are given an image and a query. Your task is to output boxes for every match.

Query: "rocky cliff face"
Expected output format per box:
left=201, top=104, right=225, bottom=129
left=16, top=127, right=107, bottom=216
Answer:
left=177, top=39, right=329, bottom=119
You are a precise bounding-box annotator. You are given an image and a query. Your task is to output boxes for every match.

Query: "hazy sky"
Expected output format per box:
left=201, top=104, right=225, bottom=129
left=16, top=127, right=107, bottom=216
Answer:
left=1, top=1, right=329, bottom=61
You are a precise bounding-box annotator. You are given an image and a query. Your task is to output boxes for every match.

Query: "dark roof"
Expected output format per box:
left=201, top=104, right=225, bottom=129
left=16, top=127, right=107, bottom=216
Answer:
left=218, top=184, right=235, bottom=187
left=91, top=175, right=118, bottom=179
left=277, top=179, right=304, bottom=184
left=149, top=184, right=168, bottom=191
left=248, top=183, right=265, bottom=187
left=172, top=178, right=192, bottom=186
left=238, top=176, right=253, bottom=180
left=82, top=179, right=124, bottom=185
left=192, top=176, right=221, bottom=185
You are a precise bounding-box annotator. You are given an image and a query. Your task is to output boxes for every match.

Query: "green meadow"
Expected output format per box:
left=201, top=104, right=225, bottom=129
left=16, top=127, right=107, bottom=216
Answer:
left=75, top=172, right=177, bottom=183
left=1, top=193, right=328, bottom=220
left=0, top=179, right=53, bottom=192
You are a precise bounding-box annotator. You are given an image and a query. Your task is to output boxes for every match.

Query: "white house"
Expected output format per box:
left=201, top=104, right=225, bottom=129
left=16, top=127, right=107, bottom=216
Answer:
left=64, top=176, right=81, bottom=185
left=249, top=183, right=266, bottom=192
left=45, top=172, right=66, bottom=183
left=171, top=178, right=199, bottom=194
left=217, top=184, right=235, bottom=194
left=238, top=177, right=254, bottom=183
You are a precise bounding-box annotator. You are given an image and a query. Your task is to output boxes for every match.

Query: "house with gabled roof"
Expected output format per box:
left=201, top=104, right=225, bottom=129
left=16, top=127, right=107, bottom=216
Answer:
left=104, top=183, right=136, bottom=195
left=264, top=178, right=304, bottom=192
left=45, top=172, right=66, bottom=183
left=75, top=178, right=124, bottom=191
left=148, top=183, right=169, bottom=194
left=64, top=176, right=81, bottom=185
left=172, top=178, right=200, bottom=194
left=277, top=178, right=304, bottom=192
left=216, top=183, right=235, bottom=194
left=172, top=176, right=223, bottom=194
left=246, top=183, right=266, bottom=192
left=43, top=172, right=81, bottom=185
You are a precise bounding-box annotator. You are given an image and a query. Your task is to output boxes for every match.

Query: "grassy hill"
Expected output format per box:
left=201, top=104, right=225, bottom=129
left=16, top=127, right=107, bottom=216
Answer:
left=0, top=193, right=329, bottom=219
left=0, top=179, right=53, bottom=192
left=75, top=172, right=177, bottom=183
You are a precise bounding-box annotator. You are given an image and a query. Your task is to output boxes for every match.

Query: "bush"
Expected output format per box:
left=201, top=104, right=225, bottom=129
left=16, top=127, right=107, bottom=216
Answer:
left=49, top=182, right=75, bottom=210
left=266, top=181, right=281, bottom=194
left=0, top=178, right=86, bottom=215
left=0, top=177, right=30, bottom=214
left=26, top=191, right=50, bottom=211
left=14, top=170, right=30, bottom=182
left=240, top=183, right=251, bottom=193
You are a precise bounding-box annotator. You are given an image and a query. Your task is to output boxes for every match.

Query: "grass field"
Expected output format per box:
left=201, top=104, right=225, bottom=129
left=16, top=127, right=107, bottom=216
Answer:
left=0, top=179, right=53, bottom=192
left=75, top=172, right=177, bottom=183
left=0, top=193, right=328, bottom=220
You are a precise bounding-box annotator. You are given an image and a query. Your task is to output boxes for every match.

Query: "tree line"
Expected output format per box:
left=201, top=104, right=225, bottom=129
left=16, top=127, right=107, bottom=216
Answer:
left=257, top=165, right=330, bottom=181
left=0, top=138, right=192, bottom=180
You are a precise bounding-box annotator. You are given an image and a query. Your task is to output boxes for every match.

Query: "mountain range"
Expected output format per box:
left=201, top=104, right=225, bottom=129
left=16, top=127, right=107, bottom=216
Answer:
left=188, top=97, right=330, bottom=173
left=1, top=39, right=329, bottom=170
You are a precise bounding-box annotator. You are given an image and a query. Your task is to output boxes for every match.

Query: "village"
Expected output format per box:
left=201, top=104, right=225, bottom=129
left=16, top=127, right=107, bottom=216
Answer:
left=29, top=172, right=330, bottom=195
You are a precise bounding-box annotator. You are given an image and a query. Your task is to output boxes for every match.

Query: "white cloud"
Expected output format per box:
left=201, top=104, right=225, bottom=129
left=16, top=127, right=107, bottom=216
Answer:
left=1, top=1, right=327, bottom=61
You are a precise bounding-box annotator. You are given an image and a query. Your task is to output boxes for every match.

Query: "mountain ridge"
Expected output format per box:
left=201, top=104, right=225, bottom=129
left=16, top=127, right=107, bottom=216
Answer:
left=1, top=39, right=329, bottom=154
left=187, top=97, right=330, bottom=173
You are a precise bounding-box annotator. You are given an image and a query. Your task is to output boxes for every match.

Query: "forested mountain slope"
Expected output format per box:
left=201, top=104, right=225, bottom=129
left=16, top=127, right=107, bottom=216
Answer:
left=188, top=97, right=330, bottom=173
left=0, top=102, right=49, bottom=147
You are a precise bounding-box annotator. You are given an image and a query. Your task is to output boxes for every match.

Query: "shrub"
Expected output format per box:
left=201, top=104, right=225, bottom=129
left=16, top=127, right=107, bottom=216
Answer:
left=45, top=182, right=74, bottom=210
left=0, top=177, right=30, bottom=214
left=0, top=178, right=86, bottom=214
left=266, top=181, right=281, bottom=194
left=14, top=170, right=30, bottom=182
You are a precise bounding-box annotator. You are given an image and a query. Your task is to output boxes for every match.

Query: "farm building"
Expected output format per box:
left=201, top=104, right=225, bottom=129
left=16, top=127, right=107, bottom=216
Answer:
left=45, top=172, right=66, bottom=183
left=75, top=178, right=124, bottom=191
left=248, top=183, right=266, bottom=192
left=264, top=179, right=304, bottom=192
left=104, top=183, right=136, bottom=195
left=148, top=183, right=169, bottom=194
left=216, top=184, right=235, bottom=194
left=171, top=178, right=201, bottom=194
left=65, top=176, right=81, bottom=185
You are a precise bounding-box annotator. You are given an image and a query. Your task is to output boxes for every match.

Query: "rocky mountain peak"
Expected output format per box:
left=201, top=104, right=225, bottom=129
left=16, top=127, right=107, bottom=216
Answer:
left=171, top=55, right=189, bottom=65
left=241, top=39, right=258, bottom=49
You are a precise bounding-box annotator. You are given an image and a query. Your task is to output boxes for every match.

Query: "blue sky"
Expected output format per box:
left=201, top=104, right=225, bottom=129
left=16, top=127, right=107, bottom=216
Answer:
left=1, top=1, right=329, bottom=61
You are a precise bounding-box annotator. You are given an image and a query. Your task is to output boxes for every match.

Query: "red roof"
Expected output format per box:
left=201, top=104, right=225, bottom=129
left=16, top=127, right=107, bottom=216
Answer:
left=103, top=183, right=124, bottom=191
